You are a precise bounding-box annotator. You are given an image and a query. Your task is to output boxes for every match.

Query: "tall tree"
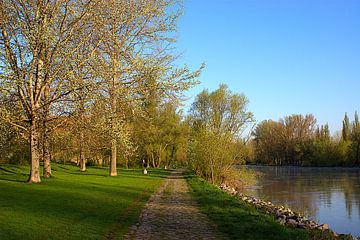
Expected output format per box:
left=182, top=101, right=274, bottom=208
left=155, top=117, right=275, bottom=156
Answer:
left=0, top=0, right=98, bottom=182
left=188, top=84, right=254, bottom=184
left=342, top=112, right=351, bottom=141
left=94, top=0, right=200, bottom=176
left=351, top=111, right=360, bottom=165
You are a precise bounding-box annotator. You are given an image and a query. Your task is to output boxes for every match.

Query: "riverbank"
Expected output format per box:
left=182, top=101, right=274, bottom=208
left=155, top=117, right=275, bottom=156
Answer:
left=186, top=172, right=357, bottom=240
left=219, top=183, right=357, bottom=240
left=185, top=172, right=310, bottom=240
left=246, top=165, right=360, bottom=237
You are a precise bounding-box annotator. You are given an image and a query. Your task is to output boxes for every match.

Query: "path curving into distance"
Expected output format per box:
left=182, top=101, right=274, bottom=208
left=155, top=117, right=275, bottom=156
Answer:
left=124, top=169, right=224, bottom=240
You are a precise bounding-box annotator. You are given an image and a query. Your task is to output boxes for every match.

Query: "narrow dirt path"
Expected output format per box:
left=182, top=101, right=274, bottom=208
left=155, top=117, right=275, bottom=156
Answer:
left=124, top=169, right=224, bottom=240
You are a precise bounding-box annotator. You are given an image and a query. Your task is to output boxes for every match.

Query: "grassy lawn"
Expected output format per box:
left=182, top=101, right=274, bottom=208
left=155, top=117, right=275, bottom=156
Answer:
left=185, top=173, right=310, bottom=240
left=0, top=164, right=168, bottom=240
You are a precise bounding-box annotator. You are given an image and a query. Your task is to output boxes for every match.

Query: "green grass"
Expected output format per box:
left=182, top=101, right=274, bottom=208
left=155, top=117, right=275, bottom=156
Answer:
left=0, top=164, right=169, bottom=240
left=185, top=173, right=310, bottom=240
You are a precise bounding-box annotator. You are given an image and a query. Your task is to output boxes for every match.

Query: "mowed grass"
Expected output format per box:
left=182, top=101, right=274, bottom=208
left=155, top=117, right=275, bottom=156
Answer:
left=0, top=164, right=169, bottom=240
left=185, top=173, right=310, bottom=240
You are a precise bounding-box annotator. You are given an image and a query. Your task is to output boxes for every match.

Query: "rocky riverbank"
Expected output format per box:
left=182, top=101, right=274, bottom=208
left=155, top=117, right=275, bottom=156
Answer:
left=219, top=183, right=359, bottom=240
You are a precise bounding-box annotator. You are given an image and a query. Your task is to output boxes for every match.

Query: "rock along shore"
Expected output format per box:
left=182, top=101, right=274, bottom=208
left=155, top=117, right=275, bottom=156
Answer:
left=219, top=183, right=359, bottom=240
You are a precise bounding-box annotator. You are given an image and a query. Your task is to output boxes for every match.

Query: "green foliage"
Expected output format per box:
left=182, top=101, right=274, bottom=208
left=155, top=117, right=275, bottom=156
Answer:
left=187, top=85, right=254, bottom=185
left=0, top=119, right=29, bottom=164
left=188, top=128, right=243, bottom=184
left=0, top=164, right=168, bottom=239
left=253, top=113, right=360, bottom=167
left=134, top=102, right=190, bottom=168
left=342, top=113, right=351, bottom=142
left=185, top=173, right=310, bottom=240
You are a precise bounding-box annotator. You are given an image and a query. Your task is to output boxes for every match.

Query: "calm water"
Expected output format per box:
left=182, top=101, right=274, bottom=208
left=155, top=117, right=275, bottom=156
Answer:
left=246, top=166, right=360, bottom=237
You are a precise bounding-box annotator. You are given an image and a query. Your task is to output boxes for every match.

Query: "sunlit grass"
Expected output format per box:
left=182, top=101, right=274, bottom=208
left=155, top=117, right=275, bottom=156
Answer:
left=0, top=164, right=168, bottom=240
left=185, top=172, right=310, bottom=240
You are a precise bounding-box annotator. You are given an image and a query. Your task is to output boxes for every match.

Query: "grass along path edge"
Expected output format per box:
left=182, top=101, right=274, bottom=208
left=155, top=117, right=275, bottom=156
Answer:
left=185, top=172, right=310, bottom=240
left=0, top=164, right=169, bottom=240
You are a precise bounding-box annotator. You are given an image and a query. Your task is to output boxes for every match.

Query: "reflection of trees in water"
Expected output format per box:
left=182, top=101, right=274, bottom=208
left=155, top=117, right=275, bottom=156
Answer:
left=250, top=167, right=360, bottom=220
left=341, top=171, right=360, bottom=217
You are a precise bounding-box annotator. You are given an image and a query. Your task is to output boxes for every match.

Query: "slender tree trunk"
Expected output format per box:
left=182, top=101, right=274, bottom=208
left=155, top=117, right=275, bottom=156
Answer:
left=109, top=88, right=117, bottom=176
left=79, top=154, right=86, bottom=171
left=210, top=159, right=215, bottom=184
left=43, top=130, right=51, bottom=178
left=28, top=116, right=41, bottom=183
left=79, top=131, right=86, bottom=172
left=110, top=138, right=117, bottom=176
left=42, top=85, right=51, bottom=178
left=109, top=33, right=118, bottom=176
left=151, top=151, right=155, bottom=168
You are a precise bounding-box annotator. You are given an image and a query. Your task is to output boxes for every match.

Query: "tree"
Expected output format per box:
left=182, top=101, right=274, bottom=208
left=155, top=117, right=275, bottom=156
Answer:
left=350, top=111, right=360, bottom=165
left=253, top=120, right=284, bottom=165
left=342, top=112, right=351, bottom=141
left=253, top=114, right=317, bottom=166
left=0, top=0, right=99, bottom=182
left=188, top=84, right=254, bottom=184
left=190, top=84, right=253, bottom=137
left=91, top=0, right=202, bottom=176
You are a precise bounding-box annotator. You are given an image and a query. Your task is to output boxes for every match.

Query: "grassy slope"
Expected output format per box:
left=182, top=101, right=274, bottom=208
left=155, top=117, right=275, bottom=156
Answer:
left=185, top=173, right=310, bottom=240
left=0, top=164, right=168, bottom=240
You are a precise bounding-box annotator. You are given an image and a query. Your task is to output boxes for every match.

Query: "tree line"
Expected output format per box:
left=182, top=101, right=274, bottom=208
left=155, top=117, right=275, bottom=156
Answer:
left=0, top=0, right=203, bottom=183
left=1, top=1, right=357, bottom=186
left=1, top=0, right=252, bottom=187
left=251, top=112, right=360, bottom=166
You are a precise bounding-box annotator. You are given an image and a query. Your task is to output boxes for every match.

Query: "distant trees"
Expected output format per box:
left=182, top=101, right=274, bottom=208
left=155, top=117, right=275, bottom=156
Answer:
left=252, top=112, right=360, bottom=166
left=253, top=114, right=316, bottom=166
left=348, top=112, right=360, bottom=165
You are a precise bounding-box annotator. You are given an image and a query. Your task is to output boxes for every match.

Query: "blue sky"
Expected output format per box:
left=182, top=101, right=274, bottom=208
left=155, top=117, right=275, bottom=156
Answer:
left=176, top=0, right=360, bottom=133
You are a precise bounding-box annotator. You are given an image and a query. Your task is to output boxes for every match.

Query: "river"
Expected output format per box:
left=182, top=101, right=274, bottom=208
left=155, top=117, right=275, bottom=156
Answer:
left=246, top=166, right=360, bottom=237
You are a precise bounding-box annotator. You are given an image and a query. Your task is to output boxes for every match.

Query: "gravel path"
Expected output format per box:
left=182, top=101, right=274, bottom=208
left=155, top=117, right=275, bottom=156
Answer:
left=124, top=169, right=224, bottom=240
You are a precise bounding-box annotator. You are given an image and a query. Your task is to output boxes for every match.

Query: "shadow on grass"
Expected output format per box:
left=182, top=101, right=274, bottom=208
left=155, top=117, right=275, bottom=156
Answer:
left=0, top=164, right=168, bottom=240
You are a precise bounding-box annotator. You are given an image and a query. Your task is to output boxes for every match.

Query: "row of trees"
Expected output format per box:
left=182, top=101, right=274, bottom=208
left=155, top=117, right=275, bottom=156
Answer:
left=0, top=79, right=256, bottom=187
left=251, top=112, right=360, bottom=166
left=0, top=0, right=202, bottom=183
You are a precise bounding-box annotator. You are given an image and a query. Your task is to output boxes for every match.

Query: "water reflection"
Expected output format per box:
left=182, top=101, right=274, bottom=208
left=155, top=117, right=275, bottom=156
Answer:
left=246, top=166, right=360, bottom=236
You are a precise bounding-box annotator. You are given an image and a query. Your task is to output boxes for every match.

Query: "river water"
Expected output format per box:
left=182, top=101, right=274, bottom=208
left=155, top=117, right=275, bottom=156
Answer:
left=246, top=166, right=360, bottom=237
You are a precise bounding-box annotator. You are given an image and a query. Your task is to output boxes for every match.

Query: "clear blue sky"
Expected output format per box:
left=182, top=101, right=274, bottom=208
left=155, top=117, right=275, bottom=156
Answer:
left=176, top=0, right=360, bottom=134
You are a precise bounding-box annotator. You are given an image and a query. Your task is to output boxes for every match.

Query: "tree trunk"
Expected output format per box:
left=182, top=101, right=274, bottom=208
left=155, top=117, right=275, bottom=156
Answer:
left=28, top=117, right=41, bottom=183
left=151, top=151, right=155, bottom=168
left=109, top=84, right=117, bottom=176
left=79, top=154, right=86, bottom=171
left=109, top=17, right=118, bottom=177
left=79, top=131, right=86, bottom=172
left=43, top=131, right=51, bottom=178
left=109, top=138, right=117, bottom=176
left=210, top=160, right=215, bottom=184
left=42, top=86, right=51, bottom=178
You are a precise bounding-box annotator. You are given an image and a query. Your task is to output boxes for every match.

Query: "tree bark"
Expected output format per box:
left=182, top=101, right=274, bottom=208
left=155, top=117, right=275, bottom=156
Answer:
left=109, top=138, right=117, bottom=176
left=79, top=130, right=86, bottom=172
left=109, top=84, right=117, bottom=176
left=43, top=131, right=51, bottom=178
left=43, top=86, right=51, bottom=178
left=28, top=116, right=41, bottom=183
left=109, top=88, right=117, bottom=176
left=109, top=40, right=117, bottom=176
